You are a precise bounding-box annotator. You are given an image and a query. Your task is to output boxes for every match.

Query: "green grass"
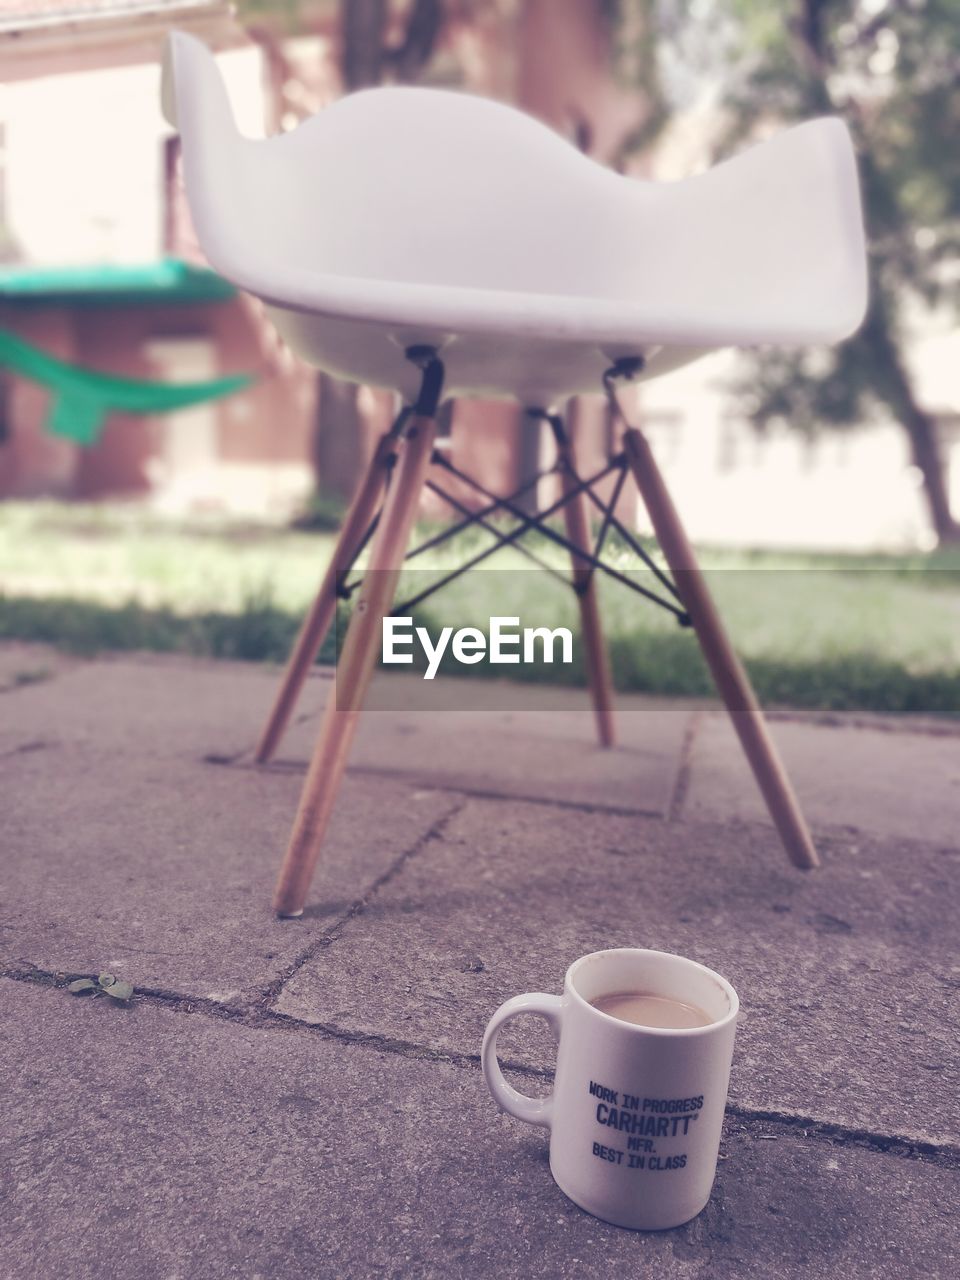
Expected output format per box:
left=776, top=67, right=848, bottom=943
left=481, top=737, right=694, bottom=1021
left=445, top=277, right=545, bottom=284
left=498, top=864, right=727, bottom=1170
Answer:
left=1, top=501, right=958, bottom=715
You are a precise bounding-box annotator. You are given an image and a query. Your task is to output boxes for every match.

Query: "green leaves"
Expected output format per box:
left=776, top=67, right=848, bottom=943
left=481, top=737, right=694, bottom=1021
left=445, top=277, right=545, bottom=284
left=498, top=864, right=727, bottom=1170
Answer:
left=66, top=972, right=135, bottom=1003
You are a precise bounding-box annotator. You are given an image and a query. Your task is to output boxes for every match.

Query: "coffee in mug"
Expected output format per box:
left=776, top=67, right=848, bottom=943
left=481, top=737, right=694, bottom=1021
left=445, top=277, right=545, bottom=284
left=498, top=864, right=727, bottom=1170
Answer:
left=590, top=991, right=712, bottom=1030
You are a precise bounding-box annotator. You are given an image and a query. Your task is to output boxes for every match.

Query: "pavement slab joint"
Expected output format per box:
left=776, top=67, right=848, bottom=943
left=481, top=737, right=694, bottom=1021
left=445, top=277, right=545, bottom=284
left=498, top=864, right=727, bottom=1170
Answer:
left=258, top=795, right=470, bottom=1010
left=667, top=707, right=706, bottom=822
left=3, top=961, right=959, bottom=1177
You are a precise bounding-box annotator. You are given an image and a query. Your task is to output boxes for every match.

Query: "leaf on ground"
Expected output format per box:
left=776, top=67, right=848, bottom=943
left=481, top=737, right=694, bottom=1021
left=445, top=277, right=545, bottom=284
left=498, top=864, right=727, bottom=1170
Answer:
left=102, top=981, right=134, bottom=1002
left=67, top=979, right=98, bottom=995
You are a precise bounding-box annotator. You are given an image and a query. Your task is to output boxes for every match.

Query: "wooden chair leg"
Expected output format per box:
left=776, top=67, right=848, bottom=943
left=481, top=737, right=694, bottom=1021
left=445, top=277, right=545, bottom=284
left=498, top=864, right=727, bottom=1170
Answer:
left=272, top=413, right=438, bottom=916
left=557, top=438, right=617, bottom=748
left=622, top=426, right=819, bottom=870
left=254, top=430, right=397, bottom=764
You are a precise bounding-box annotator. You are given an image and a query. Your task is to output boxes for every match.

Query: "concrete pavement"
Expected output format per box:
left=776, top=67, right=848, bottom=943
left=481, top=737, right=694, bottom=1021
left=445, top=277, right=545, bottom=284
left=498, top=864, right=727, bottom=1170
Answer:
left=1, top=648, right=958, bottom=1278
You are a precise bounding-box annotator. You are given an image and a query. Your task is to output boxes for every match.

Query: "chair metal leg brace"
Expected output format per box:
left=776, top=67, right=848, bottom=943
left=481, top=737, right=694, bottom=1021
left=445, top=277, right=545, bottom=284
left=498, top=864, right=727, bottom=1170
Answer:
left=421, top=477, right=572, bottom=587
left=258, top=399, right=687, bottom=763
left=403, top=461, right=549, bottom=560
left=407, top=452, right=688, bottom=620
left=254, top=421, right=660, bottom=767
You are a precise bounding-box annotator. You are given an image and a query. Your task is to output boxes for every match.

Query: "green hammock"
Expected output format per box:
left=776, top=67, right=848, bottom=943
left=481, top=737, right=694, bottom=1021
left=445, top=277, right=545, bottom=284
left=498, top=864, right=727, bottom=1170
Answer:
left=0, top=329, right=254, bottom=446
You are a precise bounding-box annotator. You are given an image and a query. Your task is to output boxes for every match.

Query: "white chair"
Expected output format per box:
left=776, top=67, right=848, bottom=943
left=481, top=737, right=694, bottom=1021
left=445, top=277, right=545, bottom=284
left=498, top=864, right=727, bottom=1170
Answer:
left=162, top=31, right=867, bottom=916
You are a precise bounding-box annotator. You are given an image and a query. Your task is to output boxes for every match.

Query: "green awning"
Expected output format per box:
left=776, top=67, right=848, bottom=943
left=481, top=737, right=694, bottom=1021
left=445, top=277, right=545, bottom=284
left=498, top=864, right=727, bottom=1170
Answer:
left=0, top=258, right=237, bottom=308
left=0, top=328, right=253, bottom=445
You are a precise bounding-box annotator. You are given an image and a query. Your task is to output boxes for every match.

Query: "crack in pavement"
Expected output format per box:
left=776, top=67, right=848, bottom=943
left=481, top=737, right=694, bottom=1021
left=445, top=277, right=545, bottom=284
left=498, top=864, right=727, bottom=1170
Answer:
left=210, top=755, right=670, bottom=822
left=0, top=740, right=56, bottom=760
left=764, top=707, right=960, bottom=739
left=719, top=1106, right=960, bottom=1166
left=3, top=959, right=959, bottom=1172
left=0, top=675, right=56, bottom=697
left=667, top=708, right=704, bottom=823
left=203, top=755, right=891, bottom=854
left=255, top=795, right=470, bottom=1009
left=0, top=794, right=468, bottom=1036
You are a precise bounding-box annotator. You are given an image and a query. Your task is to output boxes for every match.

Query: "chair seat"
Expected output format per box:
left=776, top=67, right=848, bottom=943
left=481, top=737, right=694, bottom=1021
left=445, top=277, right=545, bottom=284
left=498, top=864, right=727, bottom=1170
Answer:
left=163, top=31, right=867, bottom=405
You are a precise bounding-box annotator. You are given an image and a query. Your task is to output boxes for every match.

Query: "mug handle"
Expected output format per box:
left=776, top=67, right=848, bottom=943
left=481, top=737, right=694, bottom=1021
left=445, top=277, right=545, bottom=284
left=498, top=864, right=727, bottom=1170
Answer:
left=481, top=993, right=563, bottom=1129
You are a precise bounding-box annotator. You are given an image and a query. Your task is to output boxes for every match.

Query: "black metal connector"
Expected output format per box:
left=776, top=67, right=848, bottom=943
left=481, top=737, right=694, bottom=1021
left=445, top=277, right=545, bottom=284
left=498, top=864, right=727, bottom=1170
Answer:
left=405, top=345, right=446, bottom=418
left=602, top=355, right=646, bottom=388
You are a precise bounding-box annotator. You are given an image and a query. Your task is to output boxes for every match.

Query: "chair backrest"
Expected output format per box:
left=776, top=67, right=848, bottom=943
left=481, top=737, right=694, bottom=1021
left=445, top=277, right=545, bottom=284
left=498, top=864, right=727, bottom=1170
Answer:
left=162, top=31, right=866, bottom=347
left=164, top=33, right=636, bottom=295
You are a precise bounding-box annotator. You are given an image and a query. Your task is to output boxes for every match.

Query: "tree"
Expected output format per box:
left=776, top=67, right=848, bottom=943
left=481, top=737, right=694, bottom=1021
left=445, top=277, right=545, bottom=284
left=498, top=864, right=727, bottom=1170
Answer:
left=612, top=0, right=960, bottom=543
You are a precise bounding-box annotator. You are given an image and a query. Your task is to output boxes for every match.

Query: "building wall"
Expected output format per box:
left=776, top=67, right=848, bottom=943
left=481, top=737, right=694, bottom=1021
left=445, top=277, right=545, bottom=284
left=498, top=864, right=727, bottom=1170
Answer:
left=0, top=304, right=75, bottom=496
left=0, top=42, right=318, bottom=513
left=639, top=350, right=940, bottom=551
left=2, top=46, right=264, bottom=265
left=0, top=296, right=315, bottom=512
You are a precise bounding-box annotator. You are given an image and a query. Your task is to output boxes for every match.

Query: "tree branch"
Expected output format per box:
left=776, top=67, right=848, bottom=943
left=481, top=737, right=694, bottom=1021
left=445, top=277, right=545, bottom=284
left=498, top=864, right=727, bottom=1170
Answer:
left=387, top=0, right=444, bottom=83
left=341, top=0, right=388, bottom=90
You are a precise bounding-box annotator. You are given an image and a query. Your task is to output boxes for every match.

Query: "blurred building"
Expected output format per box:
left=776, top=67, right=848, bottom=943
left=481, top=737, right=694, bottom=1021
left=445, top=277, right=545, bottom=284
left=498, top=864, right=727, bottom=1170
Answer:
left=0, top=0, right=317, bottom=517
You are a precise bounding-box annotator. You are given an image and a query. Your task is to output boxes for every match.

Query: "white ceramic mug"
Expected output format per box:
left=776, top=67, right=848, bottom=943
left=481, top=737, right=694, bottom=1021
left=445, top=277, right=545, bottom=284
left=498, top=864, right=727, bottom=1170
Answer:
left=481, top=948, right=739, bottom=1230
